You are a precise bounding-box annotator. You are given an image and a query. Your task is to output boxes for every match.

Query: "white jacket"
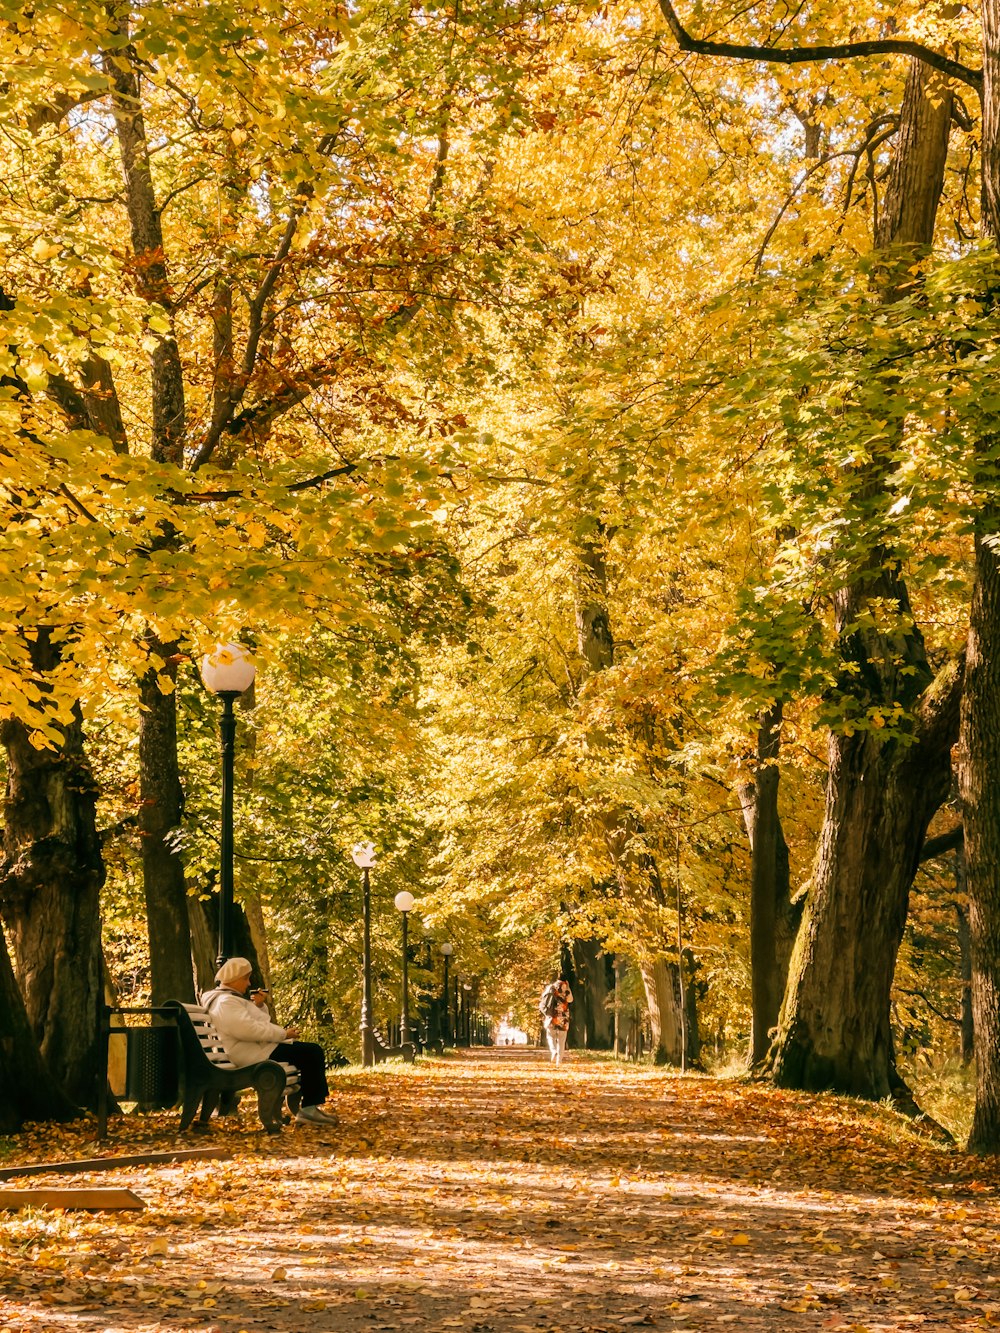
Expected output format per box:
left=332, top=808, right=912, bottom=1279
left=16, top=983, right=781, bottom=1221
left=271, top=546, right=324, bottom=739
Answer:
left=201, top=987, right=289, bottom=1066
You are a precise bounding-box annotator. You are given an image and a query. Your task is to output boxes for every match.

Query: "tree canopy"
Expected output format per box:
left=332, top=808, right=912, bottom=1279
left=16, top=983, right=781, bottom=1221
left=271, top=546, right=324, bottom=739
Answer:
left=1, top=0, right=999, bottom=1150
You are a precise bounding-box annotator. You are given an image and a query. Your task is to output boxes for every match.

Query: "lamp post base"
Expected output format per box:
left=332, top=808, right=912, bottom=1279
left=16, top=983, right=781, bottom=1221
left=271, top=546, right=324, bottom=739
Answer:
left=361, top=1025, right=376, bottom=1068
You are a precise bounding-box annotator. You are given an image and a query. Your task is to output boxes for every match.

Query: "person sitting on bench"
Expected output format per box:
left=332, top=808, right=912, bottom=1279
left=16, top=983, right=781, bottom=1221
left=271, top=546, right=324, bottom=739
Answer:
left=201, top=958, right=336, bottom=1125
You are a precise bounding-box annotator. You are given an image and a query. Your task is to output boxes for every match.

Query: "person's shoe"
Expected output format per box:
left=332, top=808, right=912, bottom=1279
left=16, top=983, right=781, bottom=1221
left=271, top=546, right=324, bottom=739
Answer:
left=295, top=1105, right=335, bottom=1125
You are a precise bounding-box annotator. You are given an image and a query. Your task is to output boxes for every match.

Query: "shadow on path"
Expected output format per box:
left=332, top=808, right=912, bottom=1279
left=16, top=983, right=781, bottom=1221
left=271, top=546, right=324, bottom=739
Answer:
left=2, top=1049, right=998, bottom=1332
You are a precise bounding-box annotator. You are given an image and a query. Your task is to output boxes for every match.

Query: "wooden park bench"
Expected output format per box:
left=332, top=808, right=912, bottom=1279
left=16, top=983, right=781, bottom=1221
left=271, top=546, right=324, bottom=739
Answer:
left=98, top=1001, right=300, bottom=1138
left=166, top=1000, right=300, bottom=1135
left=372, top=1028, right=416, bottom=1064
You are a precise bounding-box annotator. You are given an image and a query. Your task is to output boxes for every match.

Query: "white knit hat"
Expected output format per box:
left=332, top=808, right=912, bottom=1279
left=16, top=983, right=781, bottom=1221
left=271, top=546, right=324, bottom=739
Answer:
left=215, top=957, right=253, bottom=986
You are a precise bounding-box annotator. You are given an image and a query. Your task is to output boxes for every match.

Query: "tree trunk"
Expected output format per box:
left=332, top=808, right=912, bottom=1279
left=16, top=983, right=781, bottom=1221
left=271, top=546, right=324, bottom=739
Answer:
left=559, top=939, right=583, bottom=1048
left=738, top=703, right=798, bottom=1064
left=574, top=526, right=614, bottom=674
left=571, top=938, right=614, bottom=1049
left=102, top=29, right=185, bottom=465
left=139, top=657, right=195, bottom=1005
left=103, top=15, right=196, bottom=1010
left=959, top=531, right=1000, bottom=1149
left=958, top=0, right=1000, bottom=1154
left=955, top=877, right=974, bottom=1066
left=771, top=660, right=963, bottom=1096
left=873, top=62, right=953, bottom=256
left=570, top=524, right=619, bottom=1034
left=613, top=956, right=625, bottom=1055
left=640, top=958, right=682, bottom=1063
left=0, top=630, right=105, bottom=1107
left=0, top=931, right=79, bottom=1131
left=189, top=890, right=262, bottom=995
left=768, top=59, right=957, bottom=1101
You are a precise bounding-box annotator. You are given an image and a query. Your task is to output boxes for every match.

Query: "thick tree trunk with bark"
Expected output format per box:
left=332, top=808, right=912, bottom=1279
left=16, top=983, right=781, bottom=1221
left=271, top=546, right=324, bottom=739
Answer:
left=0, top=631, right=105, bottom=1107
left=102, top=35, right=185, bottom=465
left=574, top=529, right=614, bottom=675
left=873, top=63, right=953, bottom=256
left=772, top=660, right=962, bottom=1095
left=0, top=931, right=79, bottom=1131
left=960, top=531, right=1000, bottom=1150
left=955, top=884, right=975, bottom=1067
left=957, top=0, right=1000, bottom=1154
left=559, top=940, right=583, bottom=1047
left=571, top=939, right=614, bottom=1049
left=139, top=657, right=195, bottom=1005
left=639, top=955, right=698, bottom=1065
left=640, top=958, right=683, bottom=1064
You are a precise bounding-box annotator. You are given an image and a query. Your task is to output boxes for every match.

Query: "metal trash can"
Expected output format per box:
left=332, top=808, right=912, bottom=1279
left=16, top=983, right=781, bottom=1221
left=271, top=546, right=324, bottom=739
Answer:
left=124, top=1026, right=179, bottom=1105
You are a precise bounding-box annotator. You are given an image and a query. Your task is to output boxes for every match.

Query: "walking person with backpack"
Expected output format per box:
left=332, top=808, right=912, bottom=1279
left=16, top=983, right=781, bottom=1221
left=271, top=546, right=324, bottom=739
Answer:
left=539, top=974, right=573, bottom=1065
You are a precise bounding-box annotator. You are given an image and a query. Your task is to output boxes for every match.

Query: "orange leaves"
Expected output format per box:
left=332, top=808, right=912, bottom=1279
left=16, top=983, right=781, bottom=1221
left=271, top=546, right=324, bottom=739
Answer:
left=4, top=1056, right=1000, bottom=1330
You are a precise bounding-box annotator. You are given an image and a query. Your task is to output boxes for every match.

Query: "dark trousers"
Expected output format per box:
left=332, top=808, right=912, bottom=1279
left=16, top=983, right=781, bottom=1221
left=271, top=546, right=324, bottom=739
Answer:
left=270, top=1041, right=329, bottom=1107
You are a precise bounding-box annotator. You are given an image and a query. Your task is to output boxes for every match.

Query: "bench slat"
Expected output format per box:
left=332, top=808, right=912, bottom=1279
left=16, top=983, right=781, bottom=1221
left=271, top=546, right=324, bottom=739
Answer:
left=181, top=1004, right=301, bottom=1087
left=179, top=1004, right=299, bottom=1087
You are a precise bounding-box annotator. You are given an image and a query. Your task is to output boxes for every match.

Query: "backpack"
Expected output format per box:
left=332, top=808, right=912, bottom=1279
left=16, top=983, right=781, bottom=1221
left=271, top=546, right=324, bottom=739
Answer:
left=540, top=984, right=559, bottom=1017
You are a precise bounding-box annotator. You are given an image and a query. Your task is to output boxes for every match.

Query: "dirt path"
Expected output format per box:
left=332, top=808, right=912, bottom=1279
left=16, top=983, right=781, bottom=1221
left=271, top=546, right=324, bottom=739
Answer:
left=3, top=1050, right=1000, bottom=1332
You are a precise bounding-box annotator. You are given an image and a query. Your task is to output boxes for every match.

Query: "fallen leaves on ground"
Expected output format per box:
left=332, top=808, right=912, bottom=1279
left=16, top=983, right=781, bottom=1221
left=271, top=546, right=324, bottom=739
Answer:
left=2, top=1052, right=1000, bottom=1332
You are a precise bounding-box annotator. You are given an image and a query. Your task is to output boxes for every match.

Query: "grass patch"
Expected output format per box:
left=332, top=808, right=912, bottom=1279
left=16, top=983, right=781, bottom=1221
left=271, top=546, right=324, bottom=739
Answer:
left=900, top=1054, right=975, bottom=1145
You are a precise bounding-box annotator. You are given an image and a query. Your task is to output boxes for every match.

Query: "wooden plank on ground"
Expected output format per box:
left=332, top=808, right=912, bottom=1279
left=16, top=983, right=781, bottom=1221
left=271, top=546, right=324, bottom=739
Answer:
left=0, top=1147, right=231, bottom=1181
left=0, top=1188, right=144, bottom=1211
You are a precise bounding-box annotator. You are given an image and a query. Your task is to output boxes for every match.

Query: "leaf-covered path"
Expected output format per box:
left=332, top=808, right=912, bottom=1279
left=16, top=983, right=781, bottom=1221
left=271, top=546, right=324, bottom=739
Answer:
left=3, top=1050, right=1000, bottom=1332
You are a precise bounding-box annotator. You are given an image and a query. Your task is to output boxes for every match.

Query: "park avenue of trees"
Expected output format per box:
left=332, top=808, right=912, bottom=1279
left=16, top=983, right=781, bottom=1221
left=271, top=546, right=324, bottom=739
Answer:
left=2, top=0, right=1000, bottom=1154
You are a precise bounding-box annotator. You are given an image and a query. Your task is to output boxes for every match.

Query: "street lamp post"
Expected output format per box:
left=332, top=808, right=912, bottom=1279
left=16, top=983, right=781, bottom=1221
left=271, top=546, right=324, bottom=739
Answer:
left=394, top=891, right=414, bottom=1045
left=351, top=841, right=377, bottom=1067
left=462, top=983, right=472, bottom=1045
left=200, top=643, right=256, bottom=968
left=440, top=943, right=453, bottom=1044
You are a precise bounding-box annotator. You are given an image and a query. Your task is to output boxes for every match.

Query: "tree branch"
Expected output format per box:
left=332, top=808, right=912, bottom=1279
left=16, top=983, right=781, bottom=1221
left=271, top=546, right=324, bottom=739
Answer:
left=190, top=131, right=342, bottom=472
left=656, top=0, right=982, bottom=93
left=24, top=88, right=106, bottom=134
left=896, top=986, right=961, bottom=1027
left=920, top=823, right=964, bottom=862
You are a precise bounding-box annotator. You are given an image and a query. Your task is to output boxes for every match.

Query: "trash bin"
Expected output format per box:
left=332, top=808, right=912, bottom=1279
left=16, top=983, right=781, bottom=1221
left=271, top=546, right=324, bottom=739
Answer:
left=123, top=1026, right=179, bottom=1105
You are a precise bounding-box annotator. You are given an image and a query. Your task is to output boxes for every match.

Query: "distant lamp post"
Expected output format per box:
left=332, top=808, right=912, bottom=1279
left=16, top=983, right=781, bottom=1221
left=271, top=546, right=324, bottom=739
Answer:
left=200, top=643, right=256, bottom=968
left=440, top=943, right=453, bottom=1043
left=394, top=891, right=415, bottom=1045
left=351, top=841, right=377, bottom=1067
left=462, top=982, right=472, bottom=1045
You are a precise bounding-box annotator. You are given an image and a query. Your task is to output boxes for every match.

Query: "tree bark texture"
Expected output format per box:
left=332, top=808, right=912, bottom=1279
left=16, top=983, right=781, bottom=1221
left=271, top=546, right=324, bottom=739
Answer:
left=771, top=660, right=963, bottom=1096
left=640, top=958, right=683, bottom=1064
left=0, top=631, right=105, bottom=1107
left=139, top=658, right=195, bottom=1006
left=189, top=891, right=262, bottom=995
left=639, top=956, right=698, bottom=1065
left=955, top=878, right=975, bottom=1067
left=574, top=528, right=614, bottom=675
left=956, top=0, right=1000, bottom=1153
left=559, top=939, right=583, bottom=1048
left=103, top=34, right=185, bottom=465
left=738, top=703, right=798, bottom=1064
left=960, top=532, right=1000, bottom=1149
left=105, top=23, right=196, bottom=1012
left=873, top=62, right=953, bottom=256
left=0, top=931, right=78, bottom=1131
left=571, top=939, right=614, bottom=1049
left=570, top=524, right=619, bottom=1045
